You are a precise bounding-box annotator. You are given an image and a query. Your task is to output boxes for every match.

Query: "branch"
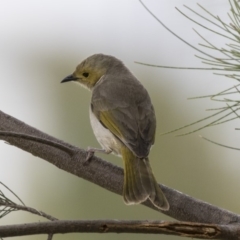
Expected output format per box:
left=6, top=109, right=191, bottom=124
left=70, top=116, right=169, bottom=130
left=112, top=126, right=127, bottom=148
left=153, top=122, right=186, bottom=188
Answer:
left=0, top=110, right=240, bottom=224
left=0, top=220, right=238, bottom=239
left=1, top=203, right=57, bottom=221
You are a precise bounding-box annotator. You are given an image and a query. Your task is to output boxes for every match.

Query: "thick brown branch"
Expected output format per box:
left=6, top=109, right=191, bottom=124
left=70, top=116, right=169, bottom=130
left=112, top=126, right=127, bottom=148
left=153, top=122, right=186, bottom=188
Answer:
left=0, top=220, right=239, bottom=239
left=0, top=110, right=240, bottom=224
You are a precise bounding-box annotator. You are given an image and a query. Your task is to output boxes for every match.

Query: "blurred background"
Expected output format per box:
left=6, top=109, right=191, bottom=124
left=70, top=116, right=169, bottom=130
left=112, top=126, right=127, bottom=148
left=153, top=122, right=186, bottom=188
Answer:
left=1, top=0, right=239, bottom=239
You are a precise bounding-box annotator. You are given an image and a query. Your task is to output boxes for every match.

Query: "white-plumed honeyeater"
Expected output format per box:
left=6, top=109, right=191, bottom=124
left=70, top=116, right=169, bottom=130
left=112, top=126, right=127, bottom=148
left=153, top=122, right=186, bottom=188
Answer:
left=61, top=54, right=169, bottom=210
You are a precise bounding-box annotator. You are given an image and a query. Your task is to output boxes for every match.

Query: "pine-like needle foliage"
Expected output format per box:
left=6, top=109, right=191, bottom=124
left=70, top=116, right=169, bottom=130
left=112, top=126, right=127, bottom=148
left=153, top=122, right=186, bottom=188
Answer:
left=139, top=0, right=240, bottom=149
left=0, top=181, right=24, bottom=219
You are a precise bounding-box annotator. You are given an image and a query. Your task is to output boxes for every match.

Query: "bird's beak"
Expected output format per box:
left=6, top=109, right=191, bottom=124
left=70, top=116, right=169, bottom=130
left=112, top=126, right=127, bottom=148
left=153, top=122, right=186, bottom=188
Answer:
left=61, top=74, right=79, bottom=83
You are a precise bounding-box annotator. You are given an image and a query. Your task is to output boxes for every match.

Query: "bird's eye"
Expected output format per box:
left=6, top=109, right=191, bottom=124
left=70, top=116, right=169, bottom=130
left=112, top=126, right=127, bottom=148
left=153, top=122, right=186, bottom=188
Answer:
left=82, top=72, right=89, bottom=78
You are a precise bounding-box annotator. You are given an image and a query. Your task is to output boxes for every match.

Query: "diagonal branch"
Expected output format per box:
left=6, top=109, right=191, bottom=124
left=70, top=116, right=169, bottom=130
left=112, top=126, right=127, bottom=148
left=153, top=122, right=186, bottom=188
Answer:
left=0, top=110, right=240, bottom=224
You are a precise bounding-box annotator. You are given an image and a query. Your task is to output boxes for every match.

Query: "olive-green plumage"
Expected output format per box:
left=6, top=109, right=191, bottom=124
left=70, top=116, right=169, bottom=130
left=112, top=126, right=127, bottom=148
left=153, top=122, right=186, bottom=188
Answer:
left=61, top=53, right=169, bottom=210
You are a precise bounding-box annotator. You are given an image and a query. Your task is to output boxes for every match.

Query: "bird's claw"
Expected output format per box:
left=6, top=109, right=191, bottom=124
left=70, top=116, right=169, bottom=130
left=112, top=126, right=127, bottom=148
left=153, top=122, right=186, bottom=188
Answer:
left=86, top=148, right=95, bottom=161
left=83, top=147, right=112, bottom=165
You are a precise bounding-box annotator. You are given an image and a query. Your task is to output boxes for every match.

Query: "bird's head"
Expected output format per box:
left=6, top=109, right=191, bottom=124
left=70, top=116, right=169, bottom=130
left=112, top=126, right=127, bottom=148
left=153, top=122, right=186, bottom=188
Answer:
left=61, top=53, right=118, bottom=90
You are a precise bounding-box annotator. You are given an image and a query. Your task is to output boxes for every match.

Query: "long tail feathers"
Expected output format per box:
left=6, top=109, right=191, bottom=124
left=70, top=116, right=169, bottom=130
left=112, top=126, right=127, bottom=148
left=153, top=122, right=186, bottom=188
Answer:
left=121, top=147, right=169, bottom=211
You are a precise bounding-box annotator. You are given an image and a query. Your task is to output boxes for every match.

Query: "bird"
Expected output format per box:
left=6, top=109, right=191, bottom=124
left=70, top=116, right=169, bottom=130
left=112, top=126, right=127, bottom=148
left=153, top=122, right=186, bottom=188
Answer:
left=61, top=53, right=169, bottom=210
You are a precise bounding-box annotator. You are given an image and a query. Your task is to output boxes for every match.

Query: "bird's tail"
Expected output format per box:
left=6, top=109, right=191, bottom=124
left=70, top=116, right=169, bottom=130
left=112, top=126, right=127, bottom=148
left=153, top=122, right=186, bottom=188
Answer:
left=121, top=146, right=169, bottom=210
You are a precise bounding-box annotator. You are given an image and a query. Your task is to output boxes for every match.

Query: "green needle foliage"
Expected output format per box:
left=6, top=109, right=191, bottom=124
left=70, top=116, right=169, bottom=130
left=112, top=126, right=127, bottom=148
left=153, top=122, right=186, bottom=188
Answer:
left=139, top=0, right=240, bottom=148
left=0, top=181, right=24, bottom=219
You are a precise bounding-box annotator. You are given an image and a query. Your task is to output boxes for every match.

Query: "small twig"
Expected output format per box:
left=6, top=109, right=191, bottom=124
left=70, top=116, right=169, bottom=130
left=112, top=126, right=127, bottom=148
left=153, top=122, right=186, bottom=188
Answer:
left=0, top=182, right=25, bottom=206
left=0, top=181, right=57, bottom=221
left=1, top=203, right=58, bottom=221
left=47, top=233, right=53, bottom=240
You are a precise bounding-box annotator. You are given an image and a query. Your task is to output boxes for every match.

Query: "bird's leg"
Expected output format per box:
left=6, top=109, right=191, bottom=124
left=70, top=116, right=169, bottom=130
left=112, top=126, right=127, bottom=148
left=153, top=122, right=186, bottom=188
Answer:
left=85, top=147, right=112, bottom=162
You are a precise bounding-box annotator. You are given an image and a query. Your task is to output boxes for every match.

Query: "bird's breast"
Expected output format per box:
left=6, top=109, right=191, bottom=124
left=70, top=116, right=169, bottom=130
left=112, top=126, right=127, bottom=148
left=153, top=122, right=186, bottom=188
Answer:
left=89, top=107, right=122, bottom=156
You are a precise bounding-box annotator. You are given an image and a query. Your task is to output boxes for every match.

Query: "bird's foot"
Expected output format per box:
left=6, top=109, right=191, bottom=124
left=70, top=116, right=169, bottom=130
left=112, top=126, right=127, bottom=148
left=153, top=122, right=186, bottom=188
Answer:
left=85, top=147, right=112, bottom=163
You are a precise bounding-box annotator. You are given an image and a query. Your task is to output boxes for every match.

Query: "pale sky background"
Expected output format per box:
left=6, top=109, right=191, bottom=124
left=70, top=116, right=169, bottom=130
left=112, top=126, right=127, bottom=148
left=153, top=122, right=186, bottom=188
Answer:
left=1, top=1, right=240, bottom=240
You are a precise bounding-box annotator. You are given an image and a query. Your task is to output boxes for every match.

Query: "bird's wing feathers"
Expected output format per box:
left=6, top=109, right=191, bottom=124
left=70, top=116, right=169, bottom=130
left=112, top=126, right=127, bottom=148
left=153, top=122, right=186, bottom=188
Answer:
left=91, top=76, right=156, bottom=158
